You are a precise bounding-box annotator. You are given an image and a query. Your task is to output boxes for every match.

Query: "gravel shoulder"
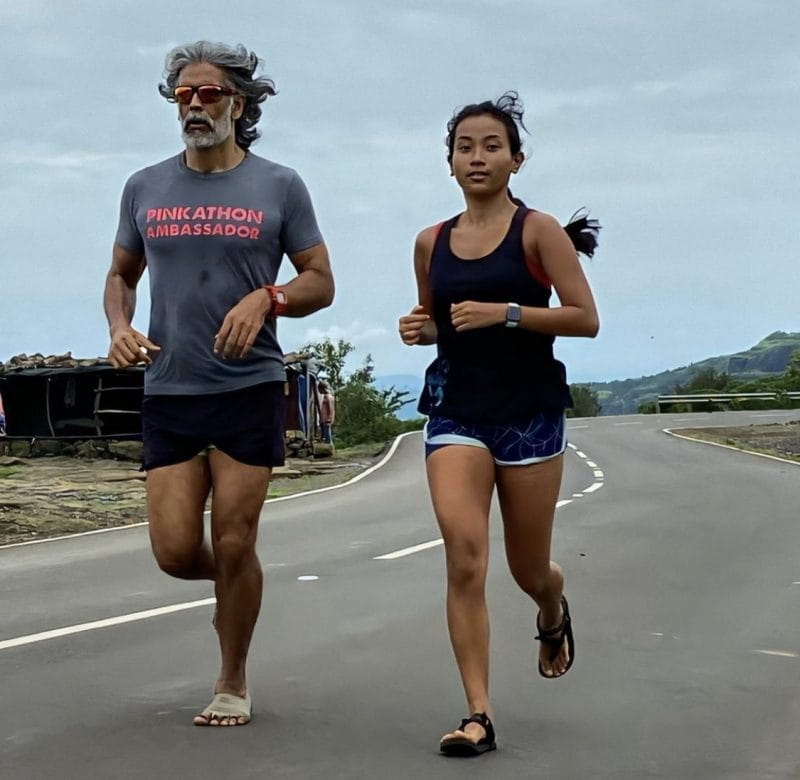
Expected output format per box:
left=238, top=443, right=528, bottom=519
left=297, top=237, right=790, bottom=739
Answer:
left=670, top=420, right=800, bottom=464
left=0, top=442, right=388, bottom=546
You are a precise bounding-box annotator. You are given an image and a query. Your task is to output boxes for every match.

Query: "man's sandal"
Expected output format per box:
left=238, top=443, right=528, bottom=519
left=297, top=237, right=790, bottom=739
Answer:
left=535, top=595, right=575, bottom=679
left=439, top=712, right=497, bottom=756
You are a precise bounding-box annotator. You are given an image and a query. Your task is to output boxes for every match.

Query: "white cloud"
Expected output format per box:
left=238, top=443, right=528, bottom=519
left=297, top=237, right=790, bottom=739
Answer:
left=633, top=67, right=730, bottom=98
left=302, top=322, right=389, bottom=345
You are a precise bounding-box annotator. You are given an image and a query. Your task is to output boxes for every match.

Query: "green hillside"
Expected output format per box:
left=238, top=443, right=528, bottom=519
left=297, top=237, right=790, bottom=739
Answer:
left=588, top=331, right=800, bottom=415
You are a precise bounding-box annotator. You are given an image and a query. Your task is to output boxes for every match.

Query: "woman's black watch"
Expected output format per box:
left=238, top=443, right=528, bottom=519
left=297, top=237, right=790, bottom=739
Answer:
left=505, top=302, right=521, bottom=328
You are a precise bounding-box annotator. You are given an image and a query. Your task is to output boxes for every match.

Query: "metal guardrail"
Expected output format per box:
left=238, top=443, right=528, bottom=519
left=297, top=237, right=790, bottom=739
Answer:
left=656, top=391, right=800, bottom=413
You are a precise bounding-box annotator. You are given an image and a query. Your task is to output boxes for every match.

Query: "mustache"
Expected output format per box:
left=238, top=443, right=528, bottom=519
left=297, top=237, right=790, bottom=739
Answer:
left=182, top=113, right=214, bottom=130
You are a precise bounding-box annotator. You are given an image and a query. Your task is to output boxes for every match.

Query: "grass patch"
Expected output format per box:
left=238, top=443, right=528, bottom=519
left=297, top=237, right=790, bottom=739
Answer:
left=0, top=467, right=18, bottom=478
left=267, top=466, right=365, bottom=499
left=335, top=441, right=389, bottom=460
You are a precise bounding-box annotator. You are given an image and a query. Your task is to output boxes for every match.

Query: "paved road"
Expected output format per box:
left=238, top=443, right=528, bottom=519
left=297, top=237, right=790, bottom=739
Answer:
left=2, top=411, right=799, bottom=779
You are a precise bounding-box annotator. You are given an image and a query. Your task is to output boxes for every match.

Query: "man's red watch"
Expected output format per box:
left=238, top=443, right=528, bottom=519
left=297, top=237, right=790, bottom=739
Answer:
left=263, top=285, right=288, bottom=317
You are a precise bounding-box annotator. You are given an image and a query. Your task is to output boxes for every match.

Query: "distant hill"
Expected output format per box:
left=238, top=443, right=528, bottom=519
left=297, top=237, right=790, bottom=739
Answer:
left=375, top=374, right=424, bottom=420
left=587, top=331, right=800, bottom=415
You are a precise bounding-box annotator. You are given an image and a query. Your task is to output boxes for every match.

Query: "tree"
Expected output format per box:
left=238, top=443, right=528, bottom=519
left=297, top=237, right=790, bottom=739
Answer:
left=297, top=338, right=353, bottom=391
left=299, top=338, right=422, bottom=447
left=567, top=385, right=601, bottom=418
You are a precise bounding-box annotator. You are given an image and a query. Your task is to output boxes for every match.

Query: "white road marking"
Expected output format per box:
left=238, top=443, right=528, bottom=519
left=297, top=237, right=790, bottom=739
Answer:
left=613, top=421, right=642, bottom=426
left=663, top=429, right=800, bottom=468
left=374, top=499, right=578, bottom=562
left=0, top=430, right=420, bottom=551
left=650, top=632, right=664, bottom=637
left=4, top=434, right=608, bottom=650
left=374, top=539, right=444, bottom=560
left=753, top=649, right=799, bottom=659
left=572, top=493, right=583, bottom=498
left=567, top=443, right=578, bottom=450
left=568, top=425, right=589, bottom=430
left=586, top=461, right=597, bottom=468
left=576, top=451, right=587, bottom=458
left=593, top=469, right=604, bottom=478
left=0, top=597, right=216, bottom=652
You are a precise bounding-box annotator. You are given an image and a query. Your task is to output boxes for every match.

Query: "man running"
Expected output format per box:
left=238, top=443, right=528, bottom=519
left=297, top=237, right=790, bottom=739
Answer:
left=103, top=41, right=334, bottom=727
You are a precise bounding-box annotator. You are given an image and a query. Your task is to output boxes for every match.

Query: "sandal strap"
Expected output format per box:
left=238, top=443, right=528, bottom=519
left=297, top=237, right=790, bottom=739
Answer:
left=458, top=712, right=495, bottom=743
left=535, top=597, right=571, bottom=644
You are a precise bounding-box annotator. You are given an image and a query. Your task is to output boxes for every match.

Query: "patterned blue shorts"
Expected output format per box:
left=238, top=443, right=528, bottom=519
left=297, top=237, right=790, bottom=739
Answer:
left=424, top=411, right=567, bottom=466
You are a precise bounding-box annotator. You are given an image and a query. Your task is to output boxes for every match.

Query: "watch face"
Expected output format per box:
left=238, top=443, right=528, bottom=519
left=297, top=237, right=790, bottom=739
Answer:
left=508, top=304, right=521, bottom=323
left=275, top=291, right=287, bottom=304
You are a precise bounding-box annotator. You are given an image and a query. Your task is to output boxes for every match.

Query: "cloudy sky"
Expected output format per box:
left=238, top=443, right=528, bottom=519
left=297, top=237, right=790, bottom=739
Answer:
left=1, top=0, right=797, bottom=384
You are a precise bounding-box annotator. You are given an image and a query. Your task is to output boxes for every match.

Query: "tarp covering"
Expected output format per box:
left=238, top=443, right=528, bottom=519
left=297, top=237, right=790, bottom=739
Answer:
left=0, top=353, right=322, bottom=442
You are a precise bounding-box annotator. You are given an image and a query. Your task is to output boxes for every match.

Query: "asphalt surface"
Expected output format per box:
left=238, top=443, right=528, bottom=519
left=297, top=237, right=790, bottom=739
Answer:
left=1, top=410, right=799, bottom=779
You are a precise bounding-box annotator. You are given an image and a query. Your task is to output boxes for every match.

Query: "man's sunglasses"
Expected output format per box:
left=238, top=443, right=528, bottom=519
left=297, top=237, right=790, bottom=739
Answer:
left=168, top=85, right=239, bottom=105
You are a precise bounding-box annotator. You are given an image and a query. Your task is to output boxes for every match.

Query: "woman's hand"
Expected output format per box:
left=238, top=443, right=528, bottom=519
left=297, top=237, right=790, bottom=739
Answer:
left=398, top=305, right=431, bottom=345
left=450, top=301, right=505, bottom=332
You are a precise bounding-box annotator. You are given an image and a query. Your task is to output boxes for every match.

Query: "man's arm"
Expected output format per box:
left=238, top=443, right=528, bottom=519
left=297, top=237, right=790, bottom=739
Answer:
left=214, top=242, right=334, bottom=359
left=276, top=241, right=335, bottom=316
left=103, top=244, right=160, bottom=367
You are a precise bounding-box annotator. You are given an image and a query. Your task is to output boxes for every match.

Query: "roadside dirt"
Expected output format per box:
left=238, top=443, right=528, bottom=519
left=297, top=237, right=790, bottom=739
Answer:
left=672, top=420, right=800, bottom=463
left=0, top=443, right=387, bottom=546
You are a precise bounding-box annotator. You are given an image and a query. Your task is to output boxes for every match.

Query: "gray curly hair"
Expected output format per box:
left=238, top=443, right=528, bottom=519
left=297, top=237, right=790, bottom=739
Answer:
left=158, top=41, right=276, bottom=150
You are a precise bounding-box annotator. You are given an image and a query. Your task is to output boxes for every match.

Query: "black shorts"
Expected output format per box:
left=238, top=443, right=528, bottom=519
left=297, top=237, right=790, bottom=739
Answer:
left=141, top=381, right=286, bottom=471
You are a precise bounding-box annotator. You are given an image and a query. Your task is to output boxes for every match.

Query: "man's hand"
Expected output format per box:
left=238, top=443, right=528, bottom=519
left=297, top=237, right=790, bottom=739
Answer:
left=398, top=305, right=430, bottom=345
left=450, top=301, right=506, bottom=332
left=108, top=326, right=160, bottom=368
left=214, top=289, right=272, bottom=359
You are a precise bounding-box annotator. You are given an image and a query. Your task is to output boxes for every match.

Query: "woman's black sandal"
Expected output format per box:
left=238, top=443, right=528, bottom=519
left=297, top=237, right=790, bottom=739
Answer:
left=535, top=595, right=575, bottom=679
left=439, top=712, right=497, bottom=756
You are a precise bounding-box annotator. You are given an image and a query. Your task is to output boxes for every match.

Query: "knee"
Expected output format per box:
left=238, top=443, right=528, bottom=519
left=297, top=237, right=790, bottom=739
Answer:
left=151, top=538, right=200, bottom=579
left=213, top=528, right=256, bottom=574
left=512, top=562, right=563, bottom=601
left=446, top=545, right=487, bottom=591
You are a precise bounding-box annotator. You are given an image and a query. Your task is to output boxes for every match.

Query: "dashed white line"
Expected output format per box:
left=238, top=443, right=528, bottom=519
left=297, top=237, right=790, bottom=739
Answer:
left=576, top=451, right=587, bottom=459
left=614, top=421, right=642, bottom=426
left=374, top=498, right=578, bottom=561
left=568, top=425, right=589, bottom=430
left=753, top=650, right=799, bottom=659
left=0, top=597, right=216, bottom=652
left=374, top=539, right=444, bottom=560
left=584, top=482, right=603, bottom=493
left=593, top=469, right=604, bottom=478
left=586, top=461, right=598, bottom=468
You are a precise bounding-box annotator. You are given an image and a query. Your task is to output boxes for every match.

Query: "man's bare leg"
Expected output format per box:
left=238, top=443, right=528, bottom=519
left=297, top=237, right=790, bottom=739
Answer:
left=146, top=455, right=214, bottom=580
left=193, top=448, right=270, bottom=726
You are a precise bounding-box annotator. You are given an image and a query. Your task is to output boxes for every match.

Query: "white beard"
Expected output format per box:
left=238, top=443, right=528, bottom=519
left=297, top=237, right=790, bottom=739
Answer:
left=181, top=105, right=234, bottom=149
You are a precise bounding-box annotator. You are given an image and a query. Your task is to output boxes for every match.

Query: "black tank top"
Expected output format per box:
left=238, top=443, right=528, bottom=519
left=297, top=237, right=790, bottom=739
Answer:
left=417, top=206, right=573, bottom=424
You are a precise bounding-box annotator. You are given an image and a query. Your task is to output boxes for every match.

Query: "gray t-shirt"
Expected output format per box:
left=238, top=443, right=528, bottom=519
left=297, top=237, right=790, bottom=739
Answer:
left=115, top=152, right=323, bottom=395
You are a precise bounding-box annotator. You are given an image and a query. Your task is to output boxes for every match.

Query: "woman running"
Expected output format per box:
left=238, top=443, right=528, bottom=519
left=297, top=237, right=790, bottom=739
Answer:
left=398, top=92, right=600, bottom=756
